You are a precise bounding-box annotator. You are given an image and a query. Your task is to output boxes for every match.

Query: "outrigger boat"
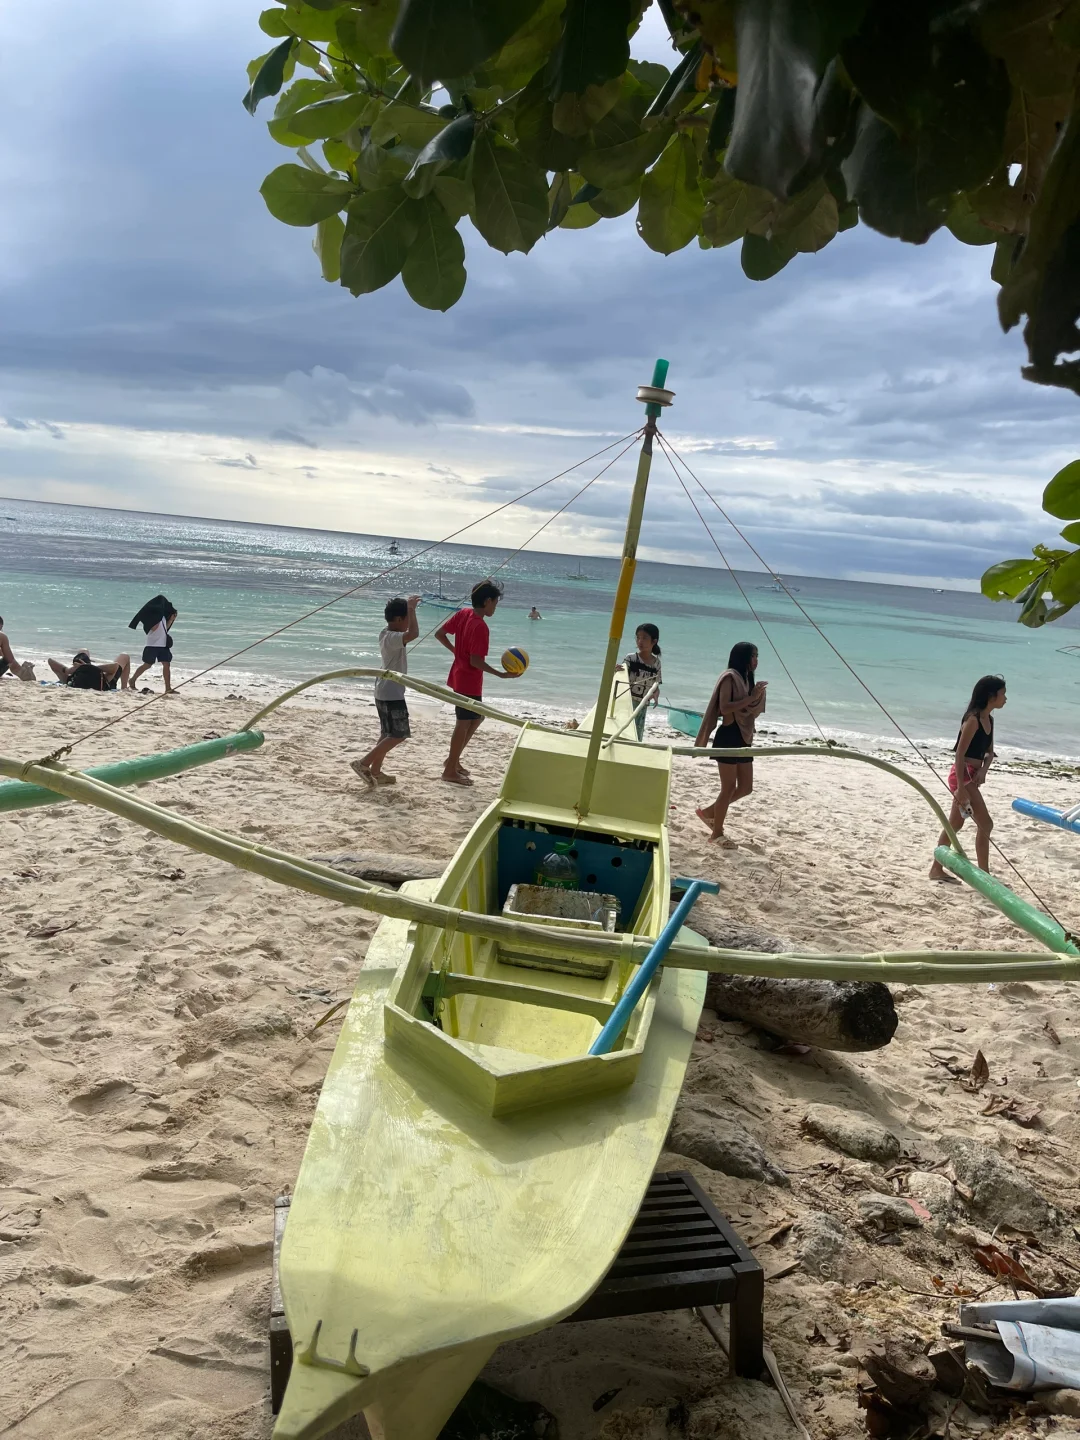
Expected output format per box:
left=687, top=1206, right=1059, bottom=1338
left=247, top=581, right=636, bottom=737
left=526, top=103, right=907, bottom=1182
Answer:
left=2, top=364, right=1079, bottom=1440
left=274, top=363, right=712, bottom=1440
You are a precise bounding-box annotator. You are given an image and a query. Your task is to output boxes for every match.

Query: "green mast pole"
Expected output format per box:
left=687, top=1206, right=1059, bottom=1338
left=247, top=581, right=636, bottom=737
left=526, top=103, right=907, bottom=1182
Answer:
left=576, top=359, right=673, bottom=818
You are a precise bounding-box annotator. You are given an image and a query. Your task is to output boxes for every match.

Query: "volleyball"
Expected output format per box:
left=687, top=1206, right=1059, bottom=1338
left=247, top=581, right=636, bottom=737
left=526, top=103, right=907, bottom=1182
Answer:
left=501, top=646, right=529, bottom=676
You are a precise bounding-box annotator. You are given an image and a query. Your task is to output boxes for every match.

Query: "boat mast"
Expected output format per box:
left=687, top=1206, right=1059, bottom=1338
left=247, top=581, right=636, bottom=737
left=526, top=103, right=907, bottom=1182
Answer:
left=576, top=359, right=674, bottom=818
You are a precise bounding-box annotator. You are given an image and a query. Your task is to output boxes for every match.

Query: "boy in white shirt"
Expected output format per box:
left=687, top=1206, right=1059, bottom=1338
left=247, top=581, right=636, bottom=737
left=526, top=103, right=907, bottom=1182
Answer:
left=351, top=595, right=419, bottom=787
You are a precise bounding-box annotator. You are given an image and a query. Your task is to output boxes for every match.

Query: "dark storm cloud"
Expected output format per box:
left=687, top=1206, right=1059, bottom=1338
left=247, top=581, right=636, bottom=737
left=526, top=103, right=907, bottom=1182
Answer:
left=815, top=485, right=1027, bottom=524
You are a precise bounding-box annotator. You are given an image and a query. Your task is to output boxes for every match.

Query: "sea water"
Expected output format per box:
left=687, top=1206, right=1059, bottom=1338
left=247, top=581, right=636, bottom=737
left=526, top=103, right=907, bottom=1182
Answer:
left=2, top=496, right=1078, bottom=762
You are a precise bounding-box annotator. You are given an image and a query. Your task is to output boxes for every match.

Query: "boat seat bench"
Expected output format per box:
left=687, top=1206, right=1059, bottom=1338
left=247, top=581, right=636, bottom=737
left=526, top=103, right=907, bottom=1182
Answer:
left=269, top=1171, right=765, bottom=1417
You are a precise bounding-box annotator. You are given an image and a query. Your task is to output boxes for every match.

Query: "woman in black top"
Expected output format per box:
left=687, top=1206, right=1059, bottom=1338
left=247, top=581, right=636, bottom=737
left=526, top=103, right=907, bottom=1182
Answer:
left=929, top=674, right=1006, bottom=880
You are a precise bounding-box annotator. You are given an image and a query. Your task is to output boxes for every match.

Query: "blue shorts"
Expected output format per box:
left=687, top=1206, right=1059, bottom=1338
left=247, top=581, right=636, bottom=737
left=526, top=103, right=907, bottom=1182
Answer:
left=142, top=646, right=171, bottom=664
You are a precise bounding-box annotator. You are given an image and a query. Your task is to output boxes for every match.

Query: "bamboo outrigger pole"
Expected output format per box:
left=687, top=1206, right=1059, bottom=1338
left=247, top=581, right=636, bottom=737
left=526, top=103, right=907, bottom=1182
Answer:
left=576, top=358, right=673, bottom=817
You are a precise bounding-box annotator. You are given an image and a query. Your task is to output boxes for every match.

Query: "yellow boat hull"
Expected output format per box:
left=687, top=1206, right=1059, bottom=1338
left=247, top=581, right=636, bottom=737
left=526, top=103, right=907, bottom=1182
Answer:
left=277, top=687, right=707, bottom=1439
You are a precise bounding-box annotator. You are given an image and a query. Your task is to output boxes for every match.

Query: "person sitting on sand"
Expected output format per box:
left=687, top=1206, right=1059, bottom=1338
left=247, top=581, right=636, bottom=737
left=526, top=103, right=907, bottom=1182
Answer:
left=694, top=641, right=767, bottom=847
left=351, top=595, right=420, bottom=789
left=435, top=579, right=516, bottom=786
left=929, top=674, right=1006, bottom=881
left=528, top=606, right=542, bottom=620
left=48, top=650, right=132, bottom=691
left=618, top=622, right=662, bottom=740
left=0, top=617, right=35, bottom=681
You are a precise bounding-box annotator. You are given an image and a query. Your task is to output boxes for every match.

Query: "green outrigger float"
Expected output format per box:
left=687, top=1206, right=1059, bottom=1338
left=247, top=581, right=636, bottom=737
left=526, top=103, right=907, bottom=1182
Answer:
left=2, top=363, right=1077, bottom=1439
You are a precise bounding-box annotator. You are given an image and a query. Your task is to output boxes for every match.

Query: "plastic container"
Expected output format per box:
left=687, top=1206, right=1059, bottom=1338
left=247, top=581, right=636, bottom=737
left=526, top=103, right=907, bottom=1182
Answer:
left=535, top=841, right=578, bottom=890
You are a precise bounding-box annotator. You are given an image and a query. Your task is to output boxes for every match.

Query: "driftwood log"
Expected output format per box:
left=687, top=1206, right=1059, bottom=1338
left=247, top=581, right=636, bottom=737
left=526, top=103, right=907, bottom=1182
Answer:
left=312, top=851, right=444, bottom=889
left=691, top=904, right=898, bottom=1053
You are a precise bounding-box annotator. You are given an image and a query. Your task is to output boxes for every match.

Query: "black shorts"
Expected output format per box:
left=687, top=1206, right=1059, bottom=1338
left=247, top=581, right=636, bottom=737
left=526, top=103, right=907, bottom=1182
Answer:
left=376, top=698, right=410, bottom=740
left=714, top=722, right=751, bottom=765
left=142, top=645, right=171, bottom=664
left=453, top=692, right=482, bottom=722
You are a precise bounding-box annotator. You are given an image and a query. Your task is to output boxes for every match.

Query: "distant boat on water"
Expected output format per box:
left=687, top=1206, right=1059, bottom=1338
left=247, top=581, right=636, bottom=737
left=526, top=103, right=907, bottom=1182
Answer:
left=388, top=539, right=400, bottom=554
left=1058, top=645, right=1080, bottom=659
left=756, top=581, right=800, bottom=594
left=566, top=562, right=591, bottom=581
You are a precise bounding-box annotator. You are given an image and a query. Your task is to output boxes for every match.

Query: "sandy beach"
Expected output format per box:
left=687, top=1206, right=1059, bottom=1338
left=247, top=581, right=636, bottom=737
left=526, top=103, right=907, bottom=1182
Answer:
left=2, top=678, right=1080, bottom=1439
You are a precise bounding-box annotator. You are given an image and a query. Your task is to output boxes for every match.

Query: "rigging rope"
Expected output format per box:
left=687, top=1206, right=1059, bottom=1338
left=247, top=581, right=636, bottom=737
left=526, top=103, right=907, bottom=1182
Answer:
left=42, top=429, right=642, bottom=762
left=410, top=431, right=644, bottom=652
left=657, top=435, right=829, bottom=746
left=659, top=432, right=1069, bottom=929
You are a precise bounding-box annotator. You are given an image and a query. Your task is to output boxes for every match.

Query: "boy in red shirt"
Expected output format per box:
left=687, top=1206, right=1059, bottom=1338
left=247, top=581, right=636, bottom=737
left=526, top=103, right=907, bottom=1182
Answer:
left=435, top=579, right=513, bottom=786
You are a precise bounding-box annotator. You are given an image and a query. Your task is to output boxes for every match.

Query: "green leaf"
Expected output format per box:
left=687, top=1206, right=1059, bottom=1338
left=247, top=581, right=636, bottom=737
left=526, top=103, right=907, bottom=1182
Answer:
left=289, top=93, right=374, bottom=140
left=370, top=103, right=447, bottom=148
left=588, top=178, right=640, bottom=218
left=946, top=193, right=998, bottom=247
left=477, top=0, right=565, bottom=90
left=980, top=556, right=1049, bottom=601
left=401, top=196, right=466, bottom=308
left=515, top=80, right=584, bottom=171
left=432, top=174, right=473, bottom=222
left=244, top=37, right=297, bottom=115
left=577, top=101, right=670, bottom=188
left=403, top=113, right=477, bottom=198
left=259, top=164, right=353, bottom=224
left=274, top=4, right=346, bottom=42
left=980, top=0, right=1080, bottom=97
left=471, top=133, right=549, bottom=254
left=322, top=138, right=356, bottom=173
left=335, top=7, right=398, bottom=64
left=701, top=169, right=775, bottom=248
left=841, top=107, right=949, bottom=244
left=1044, top=459, right=1080, bottom=520
left=1050, top=549, right=1080, bottom=604
left=558, top=174, right=601, bottom=228
left=637, top=133, right=704, bottom=254
left=391, top=0, right=545, bottom=83
left=770, top=177, right=838, bottom=253
left=643, top=41, right=701, bottom=123
left=706, top=87, right=737, bottom=157
left=998, top=108, right=1080, bottom=396
left=356, top=134, right=420, bottom=190
left=552, top=0, right=634, bottom=97
left=725, top=0, right=867, bottom=199
left=1061, top=522, right=1080, bottom=544
left=340, top=186, right=423, bottom=294
left=741, top=230, right=796, bottom=279
left=260, top=8, right=292, bottom=38
left=842, top=8, right=1011, bottom=199
left=314, top=212, right=345, bottom=281
left=553, top=76, right=622, bottom=137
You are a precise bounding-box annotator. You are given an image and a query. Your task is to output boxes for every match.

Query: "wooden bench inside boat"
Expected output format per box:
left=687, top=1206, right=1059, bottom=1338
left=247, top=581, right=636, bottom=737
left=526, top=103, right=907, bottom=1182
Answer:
left=270, top=1170, right=765, bottom=1418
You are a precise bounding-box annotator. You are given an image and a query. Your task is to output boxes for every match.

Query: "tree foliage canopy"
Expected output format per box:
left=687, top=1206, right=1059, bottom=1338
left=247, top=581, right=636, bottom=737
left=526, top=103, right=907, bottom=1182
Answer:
left=247, top=0, right=1080, bottom=388
left=246, top=0, right=1080, bottom=624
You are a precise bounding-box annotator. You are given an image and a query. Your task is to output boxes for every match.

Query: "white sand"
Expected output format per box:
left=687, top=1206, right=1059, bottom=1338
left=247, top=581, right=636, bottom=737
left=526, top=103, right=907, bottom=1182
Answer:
left=2, top=679, right=1079, bottom=1439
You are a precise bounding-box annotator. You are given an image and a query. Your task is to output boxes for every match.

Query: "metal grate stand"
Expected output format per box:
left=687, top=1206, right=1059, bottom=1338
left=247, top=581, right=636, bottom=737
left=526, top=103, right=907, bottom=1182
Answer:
left=561, top=1171, right=765, bottom=1379
left=268, top=1170, right=765, bottom=1414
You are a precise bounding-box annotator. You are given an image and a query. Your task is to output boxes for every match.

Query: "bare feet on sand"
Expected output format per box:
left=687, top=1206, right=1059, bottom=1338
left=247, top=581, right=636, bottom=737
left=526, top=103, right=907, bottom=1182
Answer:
left=694, top=806, right=713, bottom=834
left=928, top=863, right=959, bottom=884
left=710, top=833, right=738, bottom=849
left=442, top=769, right=473, bottom=786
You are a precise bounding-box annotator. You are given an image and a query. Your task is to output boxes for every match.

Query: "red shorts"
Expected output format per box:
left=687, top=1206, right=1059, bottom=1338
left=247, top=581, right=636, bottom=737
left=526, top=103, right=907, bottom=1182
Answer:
left=947, top=762, right=979, bottom=795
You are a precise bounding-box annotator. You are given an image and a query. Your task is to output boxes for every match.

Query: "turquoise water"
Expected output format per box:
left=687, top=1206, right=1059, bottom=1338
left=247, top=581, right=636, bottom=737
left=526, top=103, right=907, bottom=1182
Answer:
left=2, top=496, right=1078, bottom=760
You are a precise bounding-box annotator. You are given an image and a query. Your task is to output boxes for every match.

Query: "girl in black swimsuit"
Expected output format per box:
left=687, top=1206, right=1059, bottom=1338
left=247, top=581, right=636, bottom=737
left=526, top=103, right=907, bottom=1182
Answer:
left=929, top=674, right=1006, bottom=880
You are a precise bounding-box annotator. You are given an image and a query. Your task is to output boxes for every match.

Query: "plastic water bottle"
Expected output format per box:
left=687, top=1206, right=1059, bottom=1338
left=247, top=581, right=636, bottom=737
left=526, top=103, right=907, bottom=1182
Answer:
left=535, top=841, right=578, bottom=890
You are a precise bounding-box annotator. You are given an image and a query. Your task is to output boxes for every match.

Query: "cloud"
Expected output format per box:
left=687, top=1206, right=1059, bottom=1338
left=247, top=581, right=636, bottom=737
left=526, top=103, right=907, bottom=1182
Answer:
left=4, top=416, right=63, bottom=438
left=272, top=426, right=318, bottom=448
left=214, top=452, right=257, bottom=468
left=753, top=389, right=841, bottom=416
left=282, top=364, right=474, bottom=427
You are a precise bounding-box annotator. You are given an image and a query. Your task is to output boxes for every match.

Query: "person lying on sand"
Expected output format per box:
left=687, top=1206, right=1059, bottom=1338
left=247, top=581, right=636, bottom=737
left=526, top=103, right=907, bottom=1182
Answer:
left=48, top=650, right=132, bottom=691
left=929, top=674, right=1006, bottom=881
left=0, top=617, right=35, bottom=681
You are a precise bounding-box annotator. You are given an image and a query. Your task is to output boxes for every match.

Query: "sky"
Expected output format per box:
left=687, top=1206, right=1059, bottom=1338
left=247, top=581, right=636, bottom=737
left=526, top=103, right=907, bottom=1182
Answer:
left=0, top=2, right=1076, bottom=588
